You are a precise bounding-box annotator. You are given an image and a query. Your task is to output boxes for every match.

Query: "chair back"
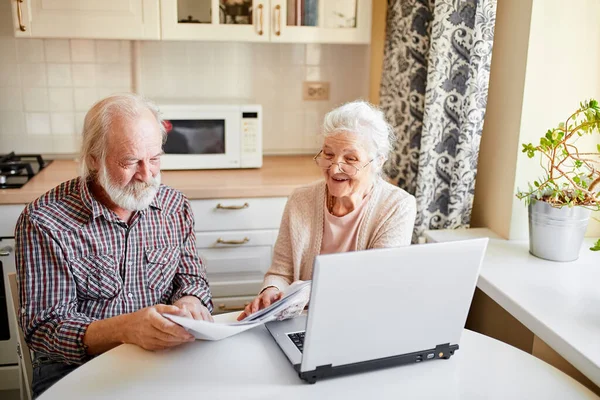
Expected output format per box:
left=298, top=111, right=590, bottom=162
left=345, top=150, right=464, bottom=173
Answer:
left=8, top=272, right=32, bottom=400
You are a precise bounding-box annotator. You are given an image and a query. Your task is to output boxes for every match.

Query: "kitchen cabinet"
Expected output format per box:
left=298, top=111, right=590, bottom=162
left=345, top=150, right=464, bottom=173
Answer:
left=191, top=196, right=287, bottom=314
left=11, top=0, right=160, bottom=40
left=161, top=0, right=372, bottom=44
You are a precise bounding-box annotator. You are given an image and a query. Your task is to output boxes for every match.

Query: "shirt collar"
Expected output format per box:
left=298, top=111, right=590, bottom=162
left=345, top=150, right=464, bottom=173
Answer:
left=148, top=189, right=163, bottom=211
left=79, top=177, right=105, bottom=221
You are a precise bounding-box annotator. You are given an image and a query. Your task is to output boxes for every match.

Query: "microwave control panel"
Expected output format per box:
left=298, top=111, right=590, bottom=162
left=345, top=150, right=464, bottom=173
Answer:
left=241, top=112, right=259, bottom=154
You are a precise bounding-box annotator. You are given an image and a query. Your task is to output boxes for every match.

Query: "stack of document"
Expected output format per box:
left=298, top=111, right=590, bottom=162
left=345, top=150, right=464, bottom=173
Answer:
left=164, top=281, right=311, bottom=341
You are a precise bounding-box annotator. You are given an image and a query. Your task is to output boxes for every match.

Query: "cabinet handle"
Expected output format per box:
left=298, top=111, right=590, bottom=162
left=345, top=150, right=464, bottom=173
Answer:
left=215, top=202, right=249, bottom=210
left=16, top=0, right=26, bottom=32
left=256, top=4, right=264, bottom=35
left=218, top=302, right=250, bottom=312
left=274, top=4, right=281, bottom=36
left=0, top=246, right=13, bottom=257
left=216, top=237, right=250, bottom=245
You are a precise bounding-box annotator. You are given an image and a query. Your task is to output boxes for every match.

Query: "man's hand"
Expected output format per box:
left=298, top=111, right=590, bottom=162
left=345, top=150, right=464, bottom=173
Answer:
left=237, top=287, right=283, bottom=321
left=174, top=296, right=213, bottom=321
left=122, top=304, right=196, bottom=351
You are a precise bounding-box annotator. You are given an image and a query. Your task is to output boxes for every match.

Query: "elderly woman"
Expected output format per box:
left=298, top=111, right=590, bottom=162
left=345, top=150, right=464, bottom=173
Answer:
left=238, top=101, right=416, bottom=320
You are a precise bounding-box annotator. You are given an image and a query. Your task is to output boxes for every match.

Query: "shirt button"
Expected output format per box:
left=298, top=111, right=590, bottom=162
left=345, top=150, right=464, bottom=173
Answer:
left=21, top=307, right=26, bottom=314
left=127, top=261, right=133, bottom=266
left=127, top=292, right=134, bottom=299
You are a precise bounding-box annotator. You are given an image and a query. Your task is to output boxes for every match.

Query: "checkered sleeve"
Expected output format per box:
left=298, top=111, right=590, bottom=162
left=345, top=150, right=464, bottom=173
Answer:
left=169, top=199, right=213, bottom=312
left=15, top=212, right=96, bottom=364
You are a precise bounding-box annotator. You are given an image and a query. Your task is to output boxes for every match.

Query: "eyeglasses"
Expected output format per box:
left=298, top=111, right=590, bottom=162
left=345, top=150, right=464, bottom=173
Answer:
left=313, top=150, right=374, bottom=177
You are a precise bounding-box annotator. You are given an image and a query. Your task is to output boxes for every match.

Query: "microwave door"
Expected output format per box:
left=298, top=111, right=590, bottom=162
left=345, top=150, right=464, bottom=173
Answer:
left=160, top=111, right=241, bottom=170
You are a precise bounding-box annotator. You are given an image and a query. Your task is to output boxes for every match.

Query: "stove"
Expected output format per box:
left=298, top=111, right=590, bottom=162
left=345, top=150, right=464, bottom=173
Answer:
left=0, top=152, right=51, bottom=189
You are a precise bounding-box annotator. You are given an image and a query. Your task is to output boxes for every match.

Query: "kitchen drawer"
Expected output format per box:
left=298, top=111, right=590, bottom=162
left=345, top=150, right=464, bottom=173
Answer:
left=190, top=197, right=287, bottom=232
left=197, top=229, right=278, bottom=298
left=0, top=205, right=25, bottom=237
left=212, top=296, right=255, bottom=315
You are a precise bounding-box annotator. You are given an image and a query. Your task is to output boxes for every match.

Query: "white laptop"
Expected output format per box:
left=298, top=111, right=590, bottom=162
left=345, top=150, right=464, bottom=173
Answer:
left=265, top=238, right=488, bottom=383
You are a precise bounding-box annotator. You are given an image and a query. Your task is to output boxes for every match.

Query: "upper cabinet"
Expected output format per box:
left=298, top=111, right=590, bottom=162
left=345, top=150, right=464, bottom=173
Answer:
left=10, top=0, right=371, bottom=44
left=161, top=0, right=271, bottom=42
left=11, top=0, right=161, bottom=40
left=161, top=0, right=372, bottom=44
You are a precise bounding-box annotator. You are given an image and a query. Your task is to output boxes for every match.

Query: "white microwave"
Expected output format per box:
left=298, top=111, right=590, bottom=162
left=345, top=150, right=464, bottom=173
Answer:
left=158, top=103, right=262, bottom=170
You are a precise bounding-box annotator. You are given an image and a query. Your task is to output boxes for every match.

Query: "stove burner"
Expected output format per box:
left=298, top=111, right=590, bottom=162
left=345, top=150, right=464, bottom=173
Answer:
left=0, top=152, right=50, bottom=189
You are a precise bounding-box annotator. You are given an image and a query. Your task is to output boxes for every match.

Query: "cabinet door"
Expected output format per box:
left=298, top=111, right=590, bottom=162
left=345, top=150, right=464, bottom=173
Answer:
left=11, top=0, right=160, bottom=39
left=197, top=229, right=278, bottom=298
left=161, top=0, right=270, bottom=42
left=270, top=0, right=371, bottom=44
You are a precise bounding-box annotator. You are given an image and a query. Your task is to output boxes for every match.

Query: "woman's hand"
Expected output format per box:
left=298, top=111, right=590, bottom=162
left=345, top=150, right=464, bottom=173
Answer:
left=237, top=287, right=283, bottom=321
left=174, top=295, right=213, bottom=322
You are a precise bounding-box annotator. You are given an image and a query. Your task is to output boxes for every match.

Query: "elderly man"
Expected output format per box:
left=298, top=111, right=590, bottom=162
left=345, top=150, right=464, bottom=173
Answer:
left=15, top=93, right=212, bottom=398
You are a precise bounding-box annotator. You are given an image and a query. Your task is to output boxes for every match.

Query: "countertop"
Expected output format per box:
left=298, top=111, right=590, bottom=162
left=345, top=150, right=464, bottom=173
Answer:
left=0, top=156, right=323, bottom=205
left=425, top=228, right=600, bottom=388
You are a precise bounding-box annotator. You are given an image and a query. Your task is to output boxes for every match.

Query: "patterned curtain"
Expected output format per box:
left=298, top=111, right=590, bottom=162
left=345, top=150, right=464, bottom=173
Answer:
left=381, top=0, right=497, bottom=242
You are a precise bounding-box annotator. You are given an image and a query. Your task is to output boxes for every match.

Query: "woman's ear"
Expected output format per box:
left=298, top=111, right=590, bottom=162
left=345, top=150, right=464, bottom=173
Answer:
left=377, top=156, right=386, bottom=169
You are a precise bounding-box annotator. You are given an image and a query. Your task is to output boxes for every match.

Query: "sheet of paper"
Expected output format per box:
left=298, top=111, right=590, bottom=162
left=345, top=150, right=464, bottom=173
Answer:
left=163, top=313, right=263, bottom=340
left=163, top=280, right=312, bottom=341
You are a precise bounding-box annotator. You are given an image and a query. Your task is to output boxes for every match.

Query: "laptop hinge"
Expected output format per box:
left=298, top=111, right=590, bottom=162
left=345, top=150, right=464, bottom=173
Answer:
left=435, top=343, right=459, bottom=359
left=299, top=343, right=460, bottom=384
left=300, top=364, right=333, bottom=384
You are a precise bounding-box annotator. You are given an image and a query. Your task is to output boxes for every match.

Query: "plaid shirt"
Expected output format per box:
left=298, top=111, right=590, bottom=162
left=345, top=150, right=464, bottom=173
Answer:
left=15, top=177, right=212, bottom=366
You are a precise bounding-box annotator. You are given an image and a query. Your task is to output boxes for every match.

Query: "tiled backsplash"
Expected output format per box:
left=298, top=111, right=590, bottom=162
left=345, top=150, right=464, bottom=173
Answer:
left=0, top=37, right=131, bottom=154
left=0, top=36, right=369, bottom=155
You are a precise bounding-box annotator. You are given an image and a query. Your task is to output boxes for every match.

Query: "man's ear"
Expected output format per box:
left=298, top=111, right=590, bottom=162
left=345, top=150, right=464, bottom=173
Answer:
left=89, top=155, right=100, bottom=172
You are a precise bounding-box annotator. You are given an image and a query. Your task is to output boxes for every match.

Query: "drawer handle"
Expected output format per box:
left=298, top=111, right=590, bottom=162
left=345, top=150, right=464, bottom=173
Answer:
left=217, top=237, right=250, bottom=245
left=218, top=302, right=250, bottom=312
left=0, top=246, right=13, bottom=257
left=216, top=202, right=249, bottom=210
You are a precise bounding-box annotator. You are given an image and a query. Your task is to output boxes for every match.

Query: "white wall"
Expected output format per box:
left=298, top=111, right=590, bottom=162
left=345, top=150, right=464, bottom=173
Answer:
left=138, top=41, right=369, bottom=154
left=472, top=0, right=600, bottom=238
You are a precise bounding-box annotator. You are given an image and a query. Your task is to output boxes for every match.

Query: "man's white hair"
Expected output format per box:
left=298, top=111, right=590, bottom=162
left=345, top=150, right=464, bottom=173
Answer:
left=321, top=100, right=396, bottom=174
left=79, top=93, right=166, bottom=180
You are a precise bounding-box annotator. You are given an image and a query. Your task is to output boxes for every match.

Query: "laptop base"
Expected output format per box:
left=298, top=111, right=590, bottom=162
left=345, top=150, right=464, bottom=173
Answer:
left=296, top=343, right=459, bottom=384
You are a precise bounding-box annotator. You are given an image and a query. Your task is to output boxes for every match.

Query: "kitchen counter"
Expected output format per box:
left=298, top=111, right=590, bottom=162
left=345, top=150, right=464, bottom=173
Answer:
left=0, top=156, right=323, bottom=205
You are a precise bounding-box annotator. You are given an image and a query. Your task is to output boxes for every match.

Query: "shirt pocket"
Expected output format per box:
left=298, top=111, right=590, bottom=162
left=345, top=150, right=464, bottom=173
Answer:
left=145, top=247, right=180, bottom=293
left=70, top=254, right=122, bottom=300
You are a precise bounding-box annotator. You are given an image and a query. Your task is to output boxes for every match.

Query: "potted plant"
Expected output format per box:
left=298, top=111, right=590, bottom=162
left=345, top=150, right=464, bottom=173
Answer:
left=516, top=99, right=600, bottom=261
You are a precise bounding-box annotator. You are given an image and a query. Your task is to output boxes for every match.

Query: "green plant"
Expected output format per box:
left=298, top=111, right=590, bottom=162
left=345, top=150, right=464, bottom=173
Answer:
left=516, top=99, right=600, bottom=209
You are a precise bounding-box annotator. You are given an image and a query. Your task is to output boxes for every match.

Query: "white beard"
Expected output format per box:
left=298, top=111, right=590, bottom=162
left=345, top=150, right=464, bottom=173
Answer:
left=98, top=165, right=161, bottom=211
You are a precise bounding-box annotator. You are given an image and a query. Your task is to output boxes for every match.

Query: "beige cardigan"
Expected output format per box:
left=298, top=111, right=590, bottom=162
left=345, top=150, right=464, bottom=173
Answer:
left=262, top=178, right=417, bottom=292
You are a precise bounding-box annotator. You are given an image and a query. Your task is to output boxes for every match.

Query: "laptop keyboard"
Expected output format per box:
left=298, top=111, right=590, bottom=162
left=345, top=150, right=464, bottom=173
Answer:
left=288, top=331, right=305, bottom=353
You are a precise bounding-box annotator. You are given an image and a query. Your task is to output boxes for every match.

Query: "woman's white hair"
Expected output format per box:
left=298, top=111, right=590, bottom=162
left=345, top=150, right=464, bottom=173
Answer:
left=321, top=100, right=395, bottom=173
left=79, top=93, right=166, bottom=180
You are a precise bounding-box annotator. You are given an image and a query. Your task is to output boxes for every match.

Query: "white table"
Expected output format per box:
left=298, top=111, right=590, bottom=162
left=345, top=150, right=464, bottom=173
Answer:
left=425, top=229, right=600, bottom=388
left=39, top=327, right=598, bottom=400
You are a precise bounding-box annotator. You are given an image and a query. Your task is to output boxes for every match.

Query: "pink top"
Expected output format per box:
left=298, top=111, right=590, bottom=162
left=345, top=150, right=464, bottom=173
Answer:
left=320, top=190, right=373, bottom=255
